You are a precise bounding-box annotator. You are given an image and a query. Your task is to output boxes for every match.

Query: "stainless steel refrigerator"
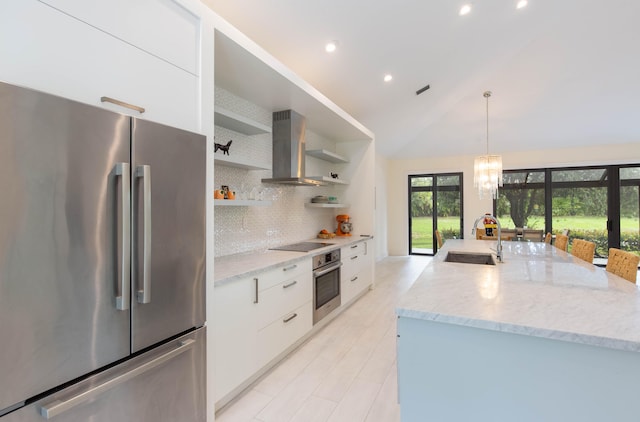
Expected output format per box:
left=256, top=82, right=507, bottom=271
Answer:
left=0, top=81, right=206, bottom=421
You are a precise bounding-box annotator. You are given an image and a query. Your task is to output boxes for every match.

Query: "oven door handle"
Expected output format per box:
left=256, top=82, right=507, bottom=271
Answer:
left=313, top=262, right=342, bottom=278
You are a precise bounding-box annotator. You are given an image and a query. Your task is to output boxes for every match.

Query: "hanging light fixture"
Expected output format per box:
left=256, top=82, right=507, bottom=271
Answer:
left=473, top=91, right=503, bottom=199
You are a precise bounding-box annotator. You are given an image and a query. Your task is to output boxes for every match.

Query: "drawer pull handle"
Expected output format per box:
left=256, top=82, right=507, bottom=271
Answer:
left=283, top=313, right=298, bottom=323
left=283, top=280, right=298, bottom=289
left=351, top=255, right=358, bottom=260
left=351, top=276, right=358, bottom=282
left=283, top=264, right=297, bottom=272
left=254, top=278, right=259, bottom=304
left=100, top=96, right=145, bottom=113
left=350, top=245, right=358, bottom=249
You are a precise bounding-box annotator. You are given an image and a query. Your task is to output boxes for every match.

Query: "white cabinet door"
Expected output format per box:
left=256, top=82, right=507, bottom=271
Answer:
left=37, top=0, right=199, bottom=74
left=0, top=1, right=199, bottom=132
left=213, top=276, right=258, bottom=402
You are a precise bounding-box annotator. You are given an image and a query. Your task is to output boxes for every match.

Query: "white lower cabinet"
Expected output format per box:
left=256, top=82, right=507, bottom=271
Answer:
left=257, top=270, right=312, bottom=331
left=341, top=240, right=373, bottom=305
left=1, top=1, right=199, bottom=133
left=213, top=275, right=258, bottom=404
left=257, top=301, right=312, bottom=367
left=214, top=258, right=312, bottom=404
left=215, top=242, right=373, bottom=406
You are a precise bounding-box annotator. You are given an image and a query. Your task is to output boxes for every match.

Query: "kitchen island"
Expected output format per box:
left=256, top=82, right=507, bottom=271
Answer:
left=396, top=239, right=640, bottom=422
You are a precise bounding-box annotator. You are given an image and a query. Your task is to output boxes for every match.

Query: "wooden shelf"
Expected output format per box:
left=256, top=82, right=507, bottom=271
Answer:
left=214, top=155, right=270, bottom=171
left=307, top=176, right=349, bottom=185
left=215, top=199, right=272, bottom=207
left=305, top=203, right=350, bottom=208
left=214, top=106, right=271, bottom=135
left=306, top=149, right=349, bottom=164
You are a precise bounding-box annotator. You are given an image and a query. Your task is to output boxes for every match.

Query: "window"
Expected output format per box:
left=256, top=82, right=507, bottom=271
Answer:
left=496, top=170, right=545, bottom=230
left=495, top=164, right=640, bottom=264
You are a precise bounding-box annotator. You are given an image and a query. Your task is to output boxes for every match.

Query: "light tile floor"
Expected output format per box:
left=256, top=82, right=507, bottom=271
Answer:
left=216, top=255, right=432, bottom=422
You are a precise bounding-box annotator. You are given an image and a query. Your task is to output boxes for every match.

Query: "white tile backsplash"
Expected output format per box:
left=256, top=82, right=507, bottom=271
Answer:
left=214, top=88, right=345, bottom=257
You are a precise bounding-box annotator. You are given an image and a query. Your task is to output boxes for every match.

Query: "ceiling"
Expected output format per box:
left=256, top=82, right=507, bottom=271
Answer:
left=202, top=0, right=640, bottom=159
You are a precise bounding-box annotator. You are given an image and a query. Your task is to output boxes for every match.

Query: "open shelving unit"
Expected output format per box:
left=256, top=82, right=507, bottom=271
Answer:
left=306, top=176, right=349, bottom=185
left=214, top=106, right=271, bottom=135
left=305, top=203, right=350, bottom=208
left=214, top=199, right=272, bottom=207
left=306, top=149, right=349, bottom=164
left=213, top=154, right=271, bottom=171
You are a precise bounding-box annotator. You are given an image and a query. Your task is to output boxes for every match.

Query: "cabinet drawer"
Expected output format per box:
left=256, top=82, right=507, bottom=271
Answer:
left=341, top=253, right=366, bottom=280
left=38, top=0, right=200, bottom=74
left=257, top=259, right=310, bottom=292
left=256, top=273, right=312, bottom=330
left=341, top=241, right=366, bottom=258
left=342, top=264, right=373, bottom=305
left=257, top=301, right=312, bottom=367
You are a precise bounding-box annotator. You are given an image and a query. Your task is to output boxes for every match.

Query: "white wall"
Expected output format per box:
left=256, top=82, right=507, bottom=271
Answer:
left=375, top=154, right=389, bottom=260
left=386, top=141, right=640, bottom=256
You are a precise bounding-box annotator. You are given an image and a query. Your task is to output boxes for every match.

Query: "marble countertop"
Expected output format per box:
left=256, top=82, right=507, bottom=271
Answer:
left=396, top=239, right=640, bottom=353
left=214, top=235, right=373, bottom=286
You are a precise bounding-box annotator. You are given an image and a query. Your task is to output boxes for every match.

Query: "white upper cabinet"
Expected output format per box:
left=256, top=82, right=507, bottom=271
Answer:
left=38, top=0, right=199, bottom=75
left=1, top=1, right=200, bottom=132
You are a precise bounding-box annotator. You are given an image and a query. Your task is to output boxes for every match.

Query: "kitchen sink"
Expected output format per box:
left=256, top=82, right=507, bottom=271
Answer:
left=444, top=251, right=496, bottom=265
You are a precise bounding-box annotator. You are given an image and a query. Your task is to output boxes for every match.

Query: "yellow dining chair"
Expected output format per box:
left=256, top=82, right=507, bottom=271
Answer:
left=554, top=234, right=569, bottom=252
left=571, top=239, right=595, bottom=264
left=523, top=229, right=544, bottom=242
left=606, top=248, right=640, bottom=283
left=435, top=230, right=443, bottom=249
left=544, top=232, right=552, bottom=244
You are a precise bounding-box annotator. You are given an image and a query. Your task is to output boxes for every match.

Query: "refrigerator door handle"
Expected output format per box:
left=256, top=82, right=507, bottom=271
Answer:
left=39, top=338, right=196, bottom=419
left=115, top=163, right=131, bottom=311
left=135, top=164, right=152, bottom=304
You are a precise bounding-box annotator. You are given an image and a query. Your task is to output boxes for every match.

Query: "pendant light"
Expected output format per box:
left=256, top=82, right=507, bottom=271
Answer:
left=473, top=91, right=503, bottom=199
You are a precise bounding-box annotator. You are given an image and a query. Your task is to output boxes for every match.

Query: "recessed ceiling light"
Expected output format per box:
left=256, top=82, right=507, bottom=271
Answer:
left=384, top=74, right=393, bottom=82
left=516, top=0, right=528, bottom=9
left=325, top=41, right=338, bottom=53
left=459, top=4, right=472, bottom=15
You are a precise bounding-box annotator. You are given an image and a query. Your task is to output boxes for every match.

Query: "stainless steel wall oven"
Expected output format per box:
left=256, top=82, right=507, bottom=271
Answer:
left=312, top=249, right=341, bottom=324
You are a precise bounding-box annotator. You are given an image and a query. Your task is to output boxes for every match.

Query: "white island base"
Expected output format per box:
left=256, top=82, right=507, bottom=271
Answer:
left=398, top=317, right=640, bottom=422
left=396, top=240, right=640, bottom=422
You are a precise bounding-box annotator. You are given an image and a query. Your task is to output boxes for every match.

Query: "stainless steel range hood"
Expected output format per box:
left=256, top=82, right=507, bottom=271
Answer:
left=261, top=110, right=324, bottom=186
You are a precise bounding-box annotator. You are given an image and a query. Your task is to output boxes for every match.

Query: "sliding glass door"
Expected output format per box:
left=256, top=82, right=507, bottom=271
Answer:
left=409, top=173, right=463, bottom=255
left=551, top=168, right=609, bottom=257
left=620, top=166, right=640, bottom=257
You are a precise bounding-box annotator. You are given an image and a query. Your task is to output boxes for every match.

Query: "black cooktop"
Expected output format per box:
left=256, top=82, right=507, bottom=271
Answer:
left=269, top=242, right=334, bottom=252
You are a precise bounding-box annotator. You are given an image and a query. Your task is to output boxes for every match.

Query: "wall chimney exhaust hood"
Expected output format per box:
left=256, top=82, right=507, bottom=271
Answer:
left=261, top=110, right=324, bottom=186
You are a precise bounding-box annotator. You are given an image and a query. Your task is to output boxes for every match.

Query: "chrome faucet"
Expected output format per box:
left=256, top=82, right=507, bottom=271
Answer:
left=471, top=214, right=503, bottom=263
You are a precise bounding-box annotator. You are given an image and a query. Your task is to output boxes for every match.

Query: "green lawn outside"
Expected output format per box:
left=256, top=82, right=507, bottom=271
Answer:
left=411, top=216, right=640, bottom=250
left=411, top=216, right=459, bottom=250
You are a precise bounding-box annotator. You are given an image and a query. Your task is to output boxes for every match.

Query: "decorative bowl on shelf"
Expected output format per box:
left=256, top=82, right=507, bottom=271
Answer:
left=311, top=195, right=329, bottom=203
